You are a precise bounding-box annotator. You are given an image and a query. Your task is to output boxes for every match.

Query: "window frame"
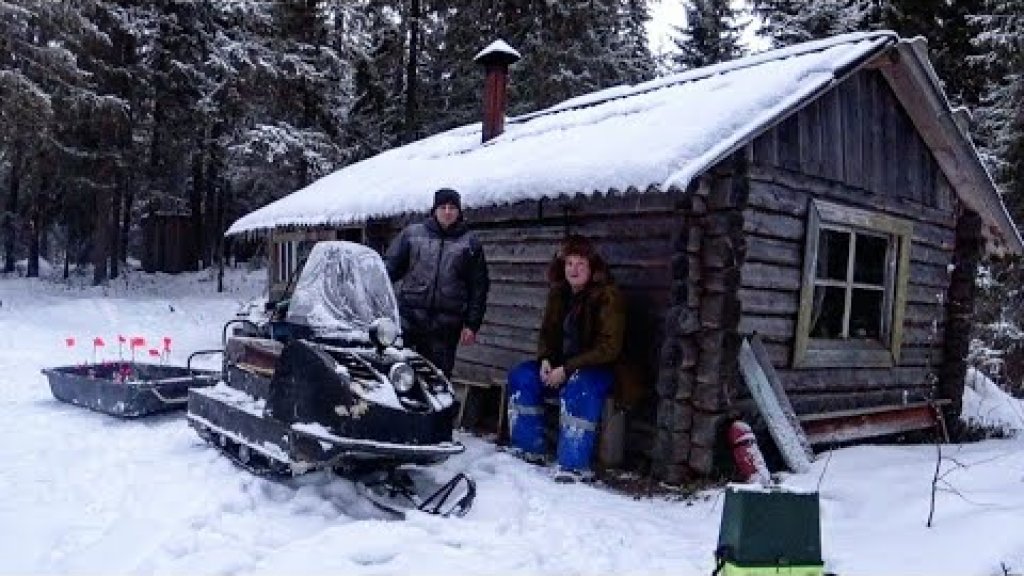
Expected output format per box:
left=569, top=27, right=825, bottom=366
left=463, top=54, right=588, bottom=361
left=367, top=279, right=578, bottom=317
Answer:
left=793, top=200, right=913, bottom=369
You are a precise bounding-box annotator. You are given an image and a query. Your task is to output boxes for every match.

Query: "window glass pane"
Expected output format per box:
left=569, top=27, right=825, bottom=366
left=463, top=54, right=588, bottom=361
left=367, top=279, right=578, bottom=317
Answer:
left=854, top=233, right=888, bottom=285
left=849, top=288, right=883, bottom=339
left=810, top=285, right=846, bottom=338
left=816, top=229, right=850, bottom=281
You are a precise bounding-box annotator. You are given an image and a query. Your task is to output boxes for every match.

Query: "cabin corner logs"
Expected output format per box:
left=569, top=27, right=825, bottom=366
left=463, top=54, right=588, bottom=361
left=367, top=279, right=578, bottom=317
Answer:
left=263, top=68, right=980, bottom=482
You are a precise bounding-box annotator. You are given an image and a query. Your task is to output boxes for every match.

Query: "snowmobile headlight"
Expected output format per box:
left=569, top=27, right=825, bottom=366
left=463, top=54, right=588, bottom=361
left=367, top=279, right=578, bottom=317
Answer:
left=369, top=317, right=400, bottom=349
left=389, top=363, right=416, bottom=393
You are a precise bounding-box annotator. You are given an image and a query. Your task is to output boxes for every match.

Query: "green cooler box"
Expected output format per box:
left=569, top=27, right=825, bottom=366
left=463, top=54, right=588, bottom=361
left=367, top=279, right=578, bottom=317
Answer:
left=716, top=485, right=824, bottom=576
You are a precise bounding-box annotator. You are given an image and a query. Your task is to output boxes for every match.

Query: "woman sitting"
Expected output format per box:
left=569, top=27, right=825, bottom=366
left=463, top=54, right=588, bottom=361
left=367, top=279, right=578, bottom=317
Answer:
left=506, top=235, right=625, bottom=482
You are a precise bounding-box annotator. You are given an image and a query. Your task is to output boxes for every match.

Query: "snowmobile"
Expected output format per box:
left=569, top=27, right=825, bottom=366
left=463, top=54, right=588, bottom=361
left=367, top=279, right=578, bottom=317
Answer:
left=187, top=241, right=475, bottom=517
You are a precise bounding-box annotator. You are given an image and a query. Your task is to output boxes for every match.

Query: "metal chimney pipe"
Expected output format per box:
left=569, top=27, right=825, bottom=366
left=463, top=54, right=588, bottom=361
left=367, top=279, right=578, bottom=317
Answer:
left=474, top=40, right=521, bottom=144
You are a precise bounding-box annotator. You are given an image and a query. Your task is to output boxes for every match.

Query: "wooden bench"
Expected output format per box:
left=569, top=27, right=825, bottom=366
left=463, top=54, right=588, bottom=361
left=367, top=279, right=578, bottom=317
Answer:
left=798, top=399, right=951, bottom=446
left=452, top=377, right=626, bottom=468
left=451, top=377, right=508, bottom=438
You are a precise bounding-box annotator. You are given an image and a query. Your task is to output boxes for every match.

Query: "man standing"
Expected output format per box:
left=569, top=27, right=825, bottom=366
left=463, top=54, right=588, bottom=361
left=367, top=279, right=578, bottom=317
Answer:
left=385, top=188, right=489, bottom=376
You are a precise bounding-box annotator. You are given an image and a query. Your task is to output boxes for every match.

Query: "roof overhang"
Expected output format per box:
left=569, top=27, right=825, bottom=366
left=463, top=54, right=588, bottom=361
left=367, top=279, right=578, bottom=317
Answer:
left=866, top=38, right=1023, bottom=256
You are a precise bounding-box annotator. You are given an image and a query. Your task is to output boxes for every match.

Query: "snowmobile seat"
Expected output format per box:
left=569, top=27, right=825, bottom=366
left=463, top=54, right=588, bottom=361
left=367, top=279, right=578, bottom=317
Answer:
left=225, top=336, right=284, bottom=378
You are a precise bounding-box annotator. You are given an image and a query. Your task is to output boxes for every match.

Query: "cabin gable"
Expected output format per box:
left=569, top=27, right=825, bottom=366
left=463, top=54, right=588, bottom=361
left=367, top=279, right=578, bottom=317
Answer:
left=736, top=68, right=962, bottom=420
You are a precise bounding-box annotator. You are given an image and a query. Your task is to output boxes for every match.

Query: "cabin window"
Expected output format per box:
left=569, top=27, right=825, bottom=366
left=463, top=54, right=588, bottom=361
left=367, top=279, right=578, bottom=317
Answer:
left=793, top=200, right=912, bottom=368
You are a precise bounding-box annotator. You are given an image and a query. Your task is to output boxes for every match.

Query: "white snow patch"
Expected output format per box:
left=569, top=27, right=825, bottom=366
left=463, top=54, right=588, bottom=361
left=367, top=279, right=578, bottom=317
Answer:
left=4, top=268, right=1024, bottom=575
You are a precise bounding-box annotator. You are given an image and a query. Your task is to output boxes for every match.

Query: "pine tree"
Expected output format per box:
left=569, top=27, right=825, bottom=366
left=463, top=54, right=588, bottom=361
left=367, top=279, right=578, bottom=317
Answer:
left=671, top=0, right=745, bottom=70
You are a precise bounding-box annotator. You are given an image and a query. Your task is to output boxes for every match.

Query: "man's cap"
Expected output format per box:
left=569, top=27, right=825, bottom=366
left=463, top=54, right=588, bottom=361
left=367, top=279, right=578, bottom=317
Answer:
left=433, top=188, right=461, bottom=211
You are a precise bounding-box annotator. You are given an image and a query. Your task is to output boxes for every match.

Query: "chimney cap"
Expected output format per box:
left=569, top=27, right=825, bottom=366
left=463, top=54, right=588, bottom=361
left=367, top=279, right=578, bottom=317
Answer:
left=474, top=39, right=521, bottom=67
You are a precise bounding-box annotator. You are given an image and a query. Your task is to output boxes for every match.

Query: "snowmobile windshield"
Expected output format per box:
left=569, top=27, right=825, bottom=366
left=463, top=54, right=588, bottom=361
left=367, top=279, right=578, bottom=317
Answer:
left=285, top=241, right=401, bottom=342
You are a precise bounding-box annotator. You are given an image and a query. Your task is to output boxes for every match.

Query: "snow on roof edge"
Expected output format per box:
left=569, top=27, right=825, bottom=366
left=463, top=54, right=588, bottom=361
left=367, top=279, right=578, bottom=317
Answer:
left=225, top=32, right=898, bottom=238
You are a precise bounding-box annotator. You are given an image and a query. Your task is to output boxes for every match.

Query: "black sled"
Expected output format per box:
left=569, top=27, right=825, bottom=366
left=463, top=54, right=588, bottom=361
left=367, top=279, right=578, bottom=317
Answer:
left=42, top=360, right=219, bottom=417
left=187, top=241, right=475, bottom=518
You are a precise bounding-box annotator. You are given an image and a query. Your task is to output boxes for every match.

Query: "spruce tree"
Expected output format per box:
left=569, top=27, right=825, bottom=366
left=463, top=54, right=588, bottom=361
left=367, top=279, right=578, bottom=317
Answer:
left=671, top=0, right=745, bottom=70
left=753, top=0, right=870, bottom=46
left=972, top=0, right=1024, bottom=224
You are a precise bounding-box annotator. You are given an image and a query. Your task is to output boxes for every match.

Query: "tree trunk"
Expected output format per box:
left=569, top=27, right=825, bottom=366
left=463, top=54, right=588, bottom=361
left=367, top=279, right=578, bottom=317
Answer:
left=27, top=209, right=40, bottom=278
left=92, top=184, right=111, bottom=286
left=63, top=226, right=70, bottom=280
left=216, top=179, right=226, bottom=293
left=121, top=186, right=134, bottom=265
left=403, top=0, right=420, bottom=144
left=4, top=149, right=21, bottom=273
left=110, top=174, right=123, bottom=279
left=190, top=135, right=205, bottom=270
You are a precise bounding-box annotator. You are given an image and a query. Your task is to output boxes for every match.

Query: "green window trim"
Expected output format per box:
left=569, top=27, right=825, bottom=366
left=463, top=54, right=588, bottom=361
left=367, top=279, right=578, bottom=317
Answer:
left=793, top=200, right=913, bottom=369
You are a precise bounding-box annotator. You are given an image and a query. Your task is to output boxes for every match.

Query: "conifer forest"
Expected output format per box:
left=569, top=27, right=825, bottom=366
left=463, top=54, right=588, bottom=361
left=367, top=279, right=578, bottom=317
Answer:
left=0, top=0, right=1021, bottom=390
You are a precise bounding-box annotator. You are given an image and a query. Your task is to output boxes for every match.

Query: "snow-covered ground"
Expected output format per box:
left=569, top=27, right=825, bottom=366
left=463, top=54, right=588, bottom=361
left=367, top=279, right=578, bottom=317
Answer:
left=1, top=267, right=1023, bottom=575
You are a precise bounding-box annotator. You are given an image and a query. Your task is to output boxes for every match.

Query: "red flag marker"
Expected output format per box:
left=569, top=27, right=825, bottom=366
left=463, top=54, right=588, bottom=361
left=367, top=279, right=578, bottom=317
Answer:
left=65, top=337, right=76, bottom=347
left=148, top=348, right=160, bottom=357
left=118, top=335, right=127, bottom=344
left=130, top=337, right=145, bottom=348
left=93, top=337, right=105, bottom=347
left=162, top=337, right=172, bottom=352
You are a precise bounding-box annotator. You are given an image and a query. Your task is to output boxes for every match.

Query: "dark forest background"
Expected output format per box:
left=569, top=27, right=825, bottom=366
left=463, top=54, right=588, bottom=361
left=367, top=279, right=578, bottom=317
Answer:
left=1, top=1, right=1021, bottom=386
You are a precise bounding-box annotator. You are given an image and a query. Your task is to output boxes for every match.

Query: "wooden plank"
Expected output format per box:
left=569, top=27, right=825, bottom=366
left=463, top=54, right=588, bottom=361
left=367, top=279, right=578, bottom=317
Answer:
left=739, top=338, right=812, bottom=472
left=909, top=262, right=952, bottom=289
left=821, top=87, right=845, bottom=182
left=752, top=131, right=777, bottom=167
left=799, top=401, right=944, bottom=445
left=747, top=180, right=807, bottom=217
left=738, top=287, right=800, bottom=316
left=775, top=366, right=932, bottom=392
left=739, top=315, right=795, bottom=341
left=456, top=343, right=530, bottom=371
left=747, top=166, right=957, bottom=232
left=910, top=243, right=953, bottom=267
left=784, top=387, right=934, bottom=416
left=778, top=115, right=801, bottom=172
left=899, top=345, right=943, bottom=367
left=908, top=283, right=948, bottom=305
left=743, top=210, right=805, bottom=242
left=868, top=71, right=887, bottom=195
left=750, top=334, right=814, bottom=460
left=741, top=262, right=802, bottom=292
left=799, top=100, right=823, bottom=177
left=842, top=73, right=864, bottom=189
left=745, top=235, right=803, bottom=267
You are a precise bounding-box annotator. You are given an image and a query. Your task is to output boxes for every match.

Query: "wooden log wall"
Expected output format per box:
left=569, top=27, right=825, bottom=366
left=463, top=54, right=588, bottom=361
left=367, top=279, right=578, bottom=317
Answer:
left=741, top=68, right=958, bottom=417
left=940, top=209, right=983, bottom=427
left=448, top=189, right=681, bottom=463
left=652, top=154, right=749, bottom=483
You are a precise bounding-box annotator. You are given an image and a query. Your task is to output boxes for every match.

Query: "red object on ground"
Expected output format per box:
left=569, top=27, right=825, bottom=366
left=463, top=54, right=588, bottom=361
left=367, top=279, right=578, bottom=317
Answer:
left=148, top=348, right=160, bottom=357
left=727, top=420, right=771, bottom=485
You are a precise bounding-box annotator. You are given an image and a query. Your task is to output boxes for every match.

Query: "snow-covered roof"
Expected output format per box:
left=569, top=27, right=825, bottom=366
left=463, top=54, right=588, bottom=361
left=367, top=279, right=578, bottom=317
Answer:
left=225, top=31, right=1022, bottom=254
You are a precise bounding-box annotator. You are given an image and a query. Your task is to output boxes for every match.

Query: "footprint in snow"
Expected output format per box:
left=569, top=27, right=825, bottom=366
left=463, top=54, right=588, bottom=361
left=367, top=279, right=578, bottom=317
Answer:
left=350, top=550, right=398, bottom=566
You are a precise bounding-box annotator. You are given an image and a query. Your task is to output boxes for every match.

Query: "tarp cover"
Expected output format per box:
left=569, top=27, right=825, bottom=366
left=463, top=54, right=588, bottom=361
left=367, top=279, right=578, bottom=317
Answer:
left=285, top=241, right=400, bottom=341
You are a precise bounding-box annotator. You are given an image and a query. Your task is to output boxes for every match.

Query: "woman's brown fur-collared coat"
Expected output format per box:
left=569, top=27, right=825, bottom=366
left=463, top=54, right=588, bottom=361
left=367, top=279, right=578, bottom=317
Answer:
left=537, top=274, right=625, bottom=376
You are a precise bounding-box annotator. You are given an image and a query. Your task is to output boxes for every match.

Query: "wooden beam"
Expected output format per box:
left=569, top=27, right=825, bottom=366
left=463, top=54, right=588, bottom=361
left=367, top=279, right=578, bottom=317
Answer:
left=799, top=400, right=948, bottom=445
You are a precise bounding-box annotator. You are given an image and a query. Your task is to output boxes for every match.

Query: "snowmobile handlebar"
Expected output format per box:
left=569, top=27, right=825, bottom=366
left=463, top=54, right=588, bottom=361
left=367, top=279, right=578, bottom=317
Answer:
left=187, top=349, right=223, bottom=379
left=221, top=319, right=261, bottom=347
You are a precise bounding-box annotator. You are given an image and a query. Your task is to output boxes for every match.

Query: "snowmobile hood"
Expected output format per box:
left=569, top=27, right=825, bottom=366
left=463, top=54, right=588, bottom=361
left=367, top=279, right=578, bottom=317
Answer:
left=285, top=241, right=401, bottom=342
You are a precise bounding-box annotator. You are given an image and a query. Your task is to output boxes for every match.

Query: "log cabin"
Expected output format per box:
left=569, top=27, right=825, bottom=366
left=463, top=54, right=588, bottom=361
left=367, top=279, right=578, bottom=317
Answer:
left=224, top=33, right=1023, bottom=483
